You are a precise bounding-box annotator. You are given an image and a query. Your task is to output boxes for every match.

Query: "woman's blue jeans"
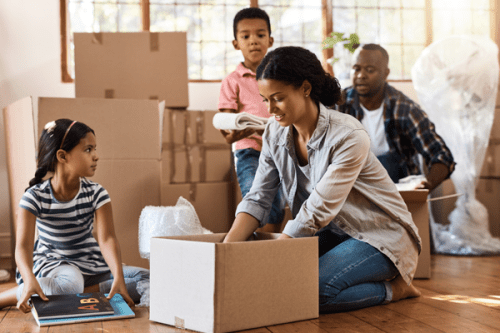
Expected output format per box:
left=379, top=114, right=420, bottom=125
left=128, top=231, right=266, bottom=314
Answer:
left=317, top=228, right=399, bottom=313
left=235, top=148, right=285, bottom=225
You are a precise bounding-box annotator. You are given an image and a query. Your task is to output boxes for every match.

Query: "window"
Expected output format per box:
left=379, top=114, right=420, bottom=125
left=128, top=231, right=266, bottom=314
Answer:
left=330, top=0, right=495, bottom=80
left=61, top=0, right=497, bottom=82
left=62, top=0, right=323, bottom=82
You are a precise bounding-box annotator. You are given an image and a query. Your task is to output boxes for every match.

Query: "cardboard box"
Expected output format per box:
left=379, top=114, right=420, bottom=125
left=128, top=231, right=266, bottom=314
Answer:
left=3, top=97, right=37, bottom=270
left=150, top=233, right=319, bottom=333
left=162, top=109, right=232, bottom=184
left=37, top=97, right=165, bottom=269
left=476, top=178, right=500, bottom=237
left=399, top=189, right=431, bottom=279
left=74, top=32, right=189, bottom=108
left=161, top=182, right=235, bottom=233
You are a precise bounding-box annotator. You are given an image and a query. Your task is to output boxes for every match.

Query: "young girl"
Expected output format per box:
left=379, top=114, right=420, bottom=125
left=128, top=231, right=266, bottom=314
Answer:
left=224, top=46, right=422, bottom=312
left=0, top=119, right=149, bottom=313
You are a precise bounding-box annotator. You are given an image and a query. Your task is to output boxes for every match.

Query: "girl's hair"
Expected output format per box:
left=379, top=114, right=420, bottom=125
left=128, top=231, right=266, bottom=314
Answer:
left=27, top=119, right=95, bottom=190
left=256, top=46, right=342, bottom=107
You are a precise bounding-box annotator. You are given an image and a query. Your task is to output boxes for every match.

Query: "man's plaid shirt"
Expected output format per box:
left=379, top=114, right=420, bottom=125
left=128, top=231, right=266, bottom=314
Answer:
left=336, top=83, right=455, bottom=177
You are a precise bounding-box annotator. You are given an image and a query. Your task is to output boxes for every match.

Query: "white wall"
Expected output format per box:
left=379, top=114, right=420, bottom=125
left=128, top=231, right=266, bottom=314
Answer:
left=0, top=1, right=419, bottom=259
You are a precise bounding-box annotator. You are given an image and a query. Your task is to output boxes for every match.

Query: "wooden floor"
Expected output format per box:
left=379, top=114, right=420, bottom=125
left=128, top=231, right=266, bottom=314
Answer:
left=1, top=254, right=499, bottom=332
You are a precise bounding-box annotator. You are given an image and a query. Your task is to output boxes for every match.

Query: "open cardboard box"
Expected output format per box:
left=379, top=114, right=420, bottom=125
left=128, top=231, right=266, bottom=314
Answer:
left=150, top=233, right=319, bottom=333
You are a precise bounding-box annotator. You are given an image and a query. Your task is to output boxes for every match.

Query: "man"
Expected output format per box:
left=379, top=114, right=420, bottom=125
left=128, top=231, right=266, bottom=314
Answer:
left=336, top=44, right=455, bottom=191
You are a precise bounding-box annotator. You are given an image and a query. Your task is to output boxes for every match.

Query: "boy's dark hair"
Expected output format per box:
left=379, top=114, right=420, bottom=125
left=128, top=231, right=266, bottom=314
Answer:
left=28, top=119, right=95, bottom=189
left=361, top=43, right=389, bottom=65
left=256, top=46, right=342, bottom=108
left=233, top=7, right=271, bottom=39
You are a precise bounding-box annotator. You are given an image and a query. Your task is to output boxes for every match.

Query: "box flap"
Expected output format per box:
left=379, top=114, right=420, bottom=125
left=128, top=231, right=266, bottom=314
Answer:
left=150, top=237, right=216, bottom=332
left=37, top=97, right=163, bottom=160
left=74, top=32, right=188, bottom=108
left=399, top=189, right=429, bottom=203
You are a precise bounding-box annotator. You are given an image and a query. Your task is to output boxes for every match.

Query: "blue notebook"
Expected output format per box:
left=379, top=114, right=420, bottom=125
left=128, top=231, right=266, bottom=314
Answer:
left=32, top=294, right=135, bottom=327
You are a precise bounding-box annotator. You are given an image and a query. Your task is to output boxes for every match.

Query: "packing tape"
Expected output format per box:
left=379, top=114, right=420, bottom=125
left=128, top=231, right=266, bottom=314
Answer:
left=104, top=89, right=114, bottom=99
left=168, top=111, right=176, bottom=183
left=189, top=183, right=197, bottom=202
left=166, top=109, right=231, bottom=184
left=174, top=316, right=185, bottom=329
left=150, top=32, right=159, bottom=51
left=92, top=32, right=103, bottom=45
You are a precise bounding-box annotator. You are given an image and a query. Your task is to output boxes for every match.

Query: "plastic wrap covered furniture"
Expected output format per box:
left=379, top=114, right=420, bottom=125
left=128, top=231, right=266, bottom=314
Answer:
left=412, top=35, right=500, bottom=255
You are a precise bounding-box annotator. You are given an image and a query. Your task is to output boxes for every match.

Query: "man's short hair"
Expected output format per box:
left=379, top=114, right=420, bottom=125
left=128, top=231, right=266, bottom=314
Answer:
left=361, top=44, right=389, bottom=65
left=233, top=7, right=271, bottom=39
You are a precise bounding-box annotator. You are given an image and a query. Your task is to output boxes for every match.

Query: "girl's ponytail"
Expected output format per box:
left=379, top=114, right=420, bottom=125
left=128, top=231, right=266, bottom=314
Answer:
left=28, top=166, right=49, bottom=189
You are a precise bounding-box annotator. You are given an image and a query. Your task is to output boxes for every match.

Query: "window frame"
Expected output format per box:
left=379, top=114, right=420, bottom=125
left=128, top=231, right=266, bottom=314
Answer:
left=60, top=0, right=500, bottom=83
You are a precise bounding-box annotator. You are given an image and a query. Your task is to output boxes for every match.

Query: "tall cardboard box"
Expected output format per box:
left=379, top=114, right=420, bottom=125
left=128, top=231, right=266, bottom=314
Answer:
left=74, top=32, right=189, bottom=108
left=37, top=97, right=165, bottom=269
left=3, top=97, right=38, bottom=270
left=150, top=233, right=319, bottom=333
left=162, top=109, right=231, bottom=184
left=400, top=189, right=431, bottom=279
left=161, top=109, right=235, bottom=232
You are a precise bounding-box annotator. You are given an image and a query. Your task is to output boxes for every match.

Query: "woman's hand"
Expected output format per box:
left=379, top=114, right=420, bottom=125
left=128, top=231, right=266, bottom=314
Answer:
left=277, top=233, right=292, bottom=240
left=17, top=278, right=48, bottom=313
left=107, top=278, right=135, bottom=308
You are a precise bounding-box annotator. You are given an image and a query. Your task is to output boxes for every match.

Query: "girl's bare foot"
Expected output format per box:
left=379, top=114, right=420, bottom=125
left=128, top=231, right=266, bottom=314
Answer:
left=390, top=274, right=421, bottom=302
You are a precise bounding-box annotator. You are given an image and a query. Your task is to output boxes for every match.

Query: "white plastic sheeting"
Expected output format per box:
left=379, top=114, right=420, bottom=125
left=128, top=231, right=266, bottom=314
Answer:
left=138, top=197, right=212, bottom=260
left=412, top=35, right=500, bottom=255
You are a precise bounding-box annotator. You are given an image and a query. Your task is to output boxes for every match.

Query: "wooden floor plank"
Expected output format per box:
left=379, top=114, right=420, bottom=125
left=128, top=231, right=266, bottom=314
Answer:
left=266, top=320, right=329, bottom=333
left=47, top=320, right=102, bottom=332
left=384, top=298, right=500, bottom=333
left=311, top=312, right=386, bottom=332
left=408, top=287, right=500, bottom=330
left=102, top=307, right=155, bottom=333
left=349, top=305, right=442, bottom=333
left=235, top=327, right=272, bottom=333
left=0, top=306, right=48, bottom=333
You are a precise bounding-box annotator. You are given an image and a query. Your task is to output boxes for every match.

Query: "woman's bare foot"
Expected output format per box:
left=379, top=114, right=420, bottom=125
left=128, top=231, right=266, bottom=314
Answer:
left=390, top=274, right=421, bottom=302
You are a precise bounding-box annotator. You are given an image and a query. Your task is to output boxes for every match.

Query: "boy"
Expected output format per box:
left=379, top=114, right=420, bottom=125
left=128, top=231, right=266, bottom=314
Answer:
left=218, top=7, right=285, bottom=232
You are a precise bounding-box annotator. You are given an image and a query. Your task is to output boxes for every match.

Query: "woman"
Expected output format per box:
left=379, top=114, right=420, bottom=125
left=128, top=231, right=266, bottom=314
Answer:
left=224, top=46, right=421, bottom=312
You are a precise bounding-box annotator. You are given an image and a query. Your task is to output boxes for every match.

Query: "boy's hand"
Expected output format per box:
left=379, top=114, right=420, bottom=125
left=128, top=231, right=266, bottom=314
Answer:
left=17, top=278, right=48, bottom=313
left=220, top=128, right=255, bottom=144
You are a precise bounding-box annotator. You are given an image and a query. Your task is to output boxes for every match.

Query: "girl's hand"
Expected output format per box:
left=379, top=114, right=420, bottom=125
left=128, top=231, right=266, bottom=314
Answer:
left=17, top=279, right=48, bottom=313
left=107, top=279, right=135, bottom=308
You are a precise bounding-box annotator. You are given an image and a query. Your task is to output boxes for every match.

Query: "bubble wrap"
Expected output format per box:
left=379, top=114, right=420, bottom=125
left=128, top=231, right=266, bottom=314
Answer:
left=138, top=197, right=212, bottom=259
left=412, top=35, right=500, bottom=255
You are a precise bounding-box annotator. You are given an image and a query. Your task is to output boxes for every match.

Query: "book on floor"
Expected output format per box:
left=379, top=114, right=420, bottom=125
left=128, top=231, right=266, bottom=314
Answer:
left=30, top=293, right=135, bottom=327
left=30, top=292, right=114, bottom=320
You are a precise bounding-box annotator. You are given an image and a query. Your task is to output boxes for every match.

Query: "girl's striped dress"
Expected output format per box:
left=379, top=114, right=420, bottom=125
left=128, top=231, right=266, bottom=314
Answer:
left=16, top=178, right=111, bottom=284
